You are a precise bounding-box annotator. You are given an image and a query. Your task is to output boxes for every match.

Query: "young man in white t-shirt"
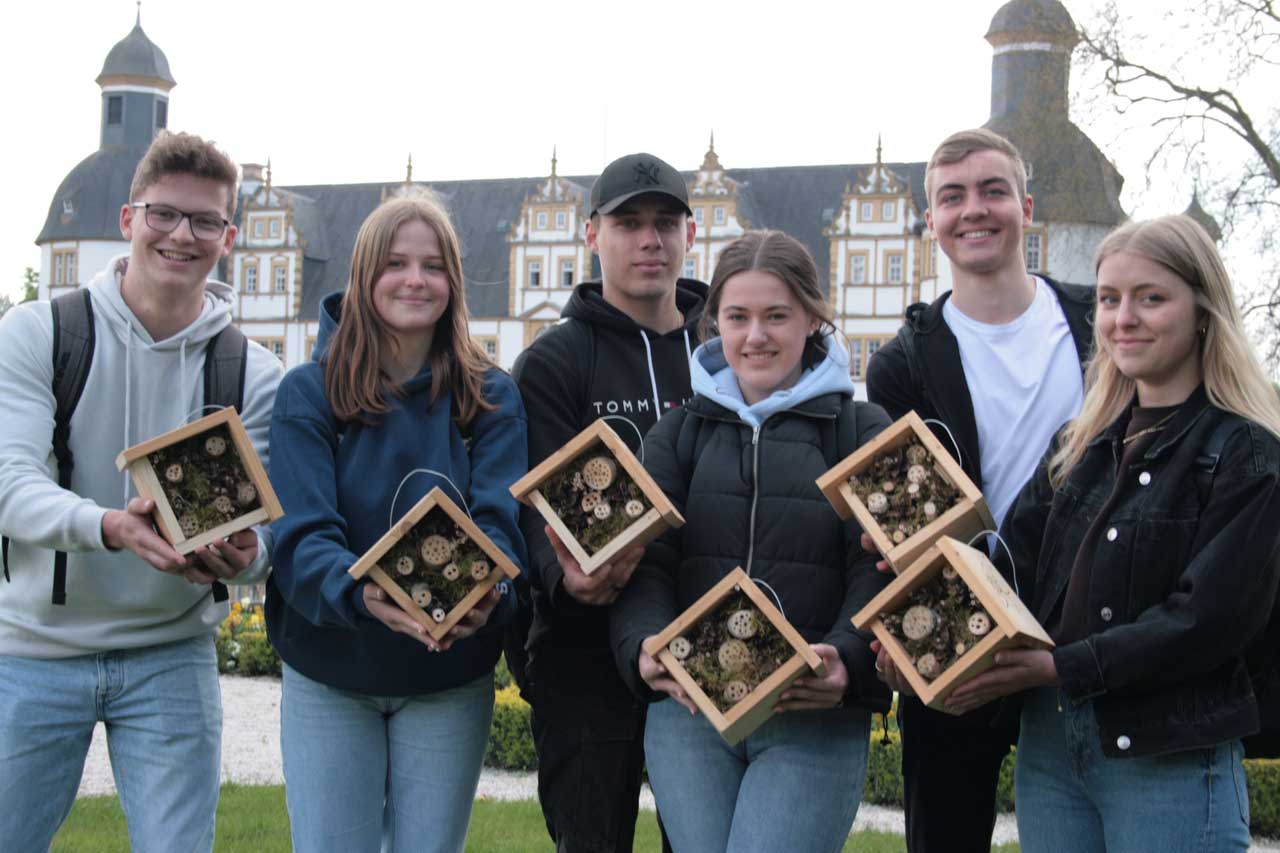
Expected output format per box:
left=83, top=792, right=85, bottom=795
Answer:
left=866, top=128, right=1094, bottom=853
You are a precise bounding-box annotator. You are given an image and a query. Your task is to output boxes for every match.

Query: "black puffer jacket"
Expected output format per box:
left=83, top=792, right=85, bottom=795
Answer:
left=610, top=391, right=894, bottom=712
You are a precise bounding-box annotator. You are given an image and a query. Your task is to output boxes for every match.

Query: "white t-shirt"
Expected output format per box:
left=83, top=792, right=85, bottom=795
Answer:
left=942, top=277, right=1083, bottom=530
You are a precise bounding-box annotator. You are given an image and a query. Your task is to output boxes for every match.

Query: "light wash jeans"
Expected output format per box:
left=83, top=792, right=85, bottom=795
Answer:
left=0, top=635, right=222, bottom=852
left=1016, top=686, right=1251, bottom=852
left=280, top=663, right=494, bottom=853
left=644, top=697, right=871, bottom=853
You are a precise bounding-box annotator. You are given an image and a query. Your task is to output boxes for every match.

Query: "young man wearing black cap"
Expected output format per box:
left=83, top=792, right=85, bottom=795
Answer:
left=511, top=152, right=705, bottom=852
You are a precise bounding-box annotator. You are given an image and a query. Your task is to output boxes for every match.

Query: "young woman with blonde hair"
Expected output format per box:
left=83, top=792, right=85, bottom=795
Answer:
left=933, top=214, right=1280, bottom=851
left=266, top=193, right=527, bottom=852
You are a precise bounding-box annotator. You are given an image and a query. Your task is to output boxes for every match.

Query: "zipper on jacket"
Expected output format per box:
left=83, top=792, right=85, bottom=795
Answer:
left=745, top=425, right=762, bottom=576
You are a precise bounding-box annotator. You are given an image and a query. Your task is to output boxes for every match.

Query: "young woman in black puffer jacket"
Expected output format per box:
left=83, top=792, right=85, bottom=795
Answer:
left=610, top=230, right=892, bottom=853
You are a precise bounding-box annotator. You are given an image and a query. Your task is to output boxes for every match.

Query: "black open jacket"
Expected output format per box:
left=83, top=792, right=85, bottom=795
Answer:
left=1000, top=386, right=1280, bottom=758
left=866, top=277, right=1095, bottom=488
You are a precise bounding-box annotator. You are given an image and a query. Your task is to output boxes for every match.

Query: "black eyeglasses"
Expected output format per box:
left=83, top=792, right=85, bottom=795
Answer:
left=131, top=203, right=230, bottom=240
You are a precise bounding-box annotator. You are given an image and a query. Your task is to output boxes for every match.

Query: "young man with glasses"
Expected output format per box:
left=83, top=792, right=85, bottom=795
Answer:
left=0, top=131, right=282, bottom=852
left=512, top=152, right=705, bottom=852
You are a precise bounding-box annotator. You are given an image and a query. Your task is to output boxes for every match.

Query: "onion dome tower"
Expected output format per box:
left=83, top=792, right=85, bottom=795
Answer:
left=37, top=11, right=176, bottom=254
left=984, top=0, right=1125, bottom=235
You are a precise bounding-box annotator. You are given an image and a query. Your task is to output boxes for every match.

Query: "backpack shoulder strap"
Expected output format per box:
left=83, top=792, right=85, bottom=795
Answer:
left=42, top=289, right=96, bottom=604
left=204, top=323, right=248, bottom=413
left=1192, top=416, right=1244, bottom=507
left=558, top=317, right=596, bottom=423
left=895, top=308, right=927, bottom=406
left=201, top=323, right=248, bottom=604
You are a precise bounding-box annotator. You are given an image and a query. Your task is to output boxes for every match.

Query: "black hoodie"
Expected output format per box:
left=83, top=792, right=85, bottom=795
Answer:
left=512, top=278, right=708, bottom=667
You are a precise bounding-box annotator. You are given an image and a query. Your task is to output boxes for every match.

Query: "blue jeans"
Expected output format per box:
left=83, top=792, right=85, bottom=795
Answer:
left=1016, top=687, right=1250, bottom=852
left=644, top=697, right=871, bottom=853
left=0, top=635, right=221, bottom=853
left=280, top=664, right=494, bottom=853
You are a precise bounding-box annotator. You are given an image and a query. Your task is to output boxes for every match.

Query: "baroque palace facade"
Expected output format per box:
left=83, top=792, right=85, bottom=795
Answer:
left=38, top=0, right=1151, bottom=394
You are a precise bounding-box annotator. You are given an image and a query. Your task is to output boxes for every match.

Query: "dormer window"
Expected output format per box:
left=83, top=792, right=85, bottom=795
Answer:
left=536, top=212, right=548, bottom=230
left=714, top=206, right=725, bottom=225
left=881, top=201, right=894, bottom=220
left=62, top=200, right=74, bottom=216
left=555, top=211, right=567, bottom=230
left=860, top=202, right=873, bottom=221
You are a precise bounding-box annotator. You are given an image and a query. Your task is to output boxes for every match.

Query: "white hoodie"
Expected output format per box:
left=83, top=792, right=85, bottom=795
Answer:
left=0, top=255, right=283, bottom=658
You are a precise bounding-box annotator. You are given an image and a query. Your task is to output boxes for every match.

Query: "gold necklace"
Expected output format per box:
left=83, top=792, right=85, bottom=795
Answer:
left=1122, top=411, right=1177, bottom=446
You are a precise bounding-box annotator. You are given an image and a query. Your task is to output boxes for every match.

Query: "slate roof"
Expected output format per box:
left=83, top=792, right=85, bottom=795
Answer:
left=280, top=162, right=928, bottom=323
left=36, top=144, right=149, bottom=244
left=97, top=21, right=175, bottom=86
left=986, top=114, right=1126, bottom=227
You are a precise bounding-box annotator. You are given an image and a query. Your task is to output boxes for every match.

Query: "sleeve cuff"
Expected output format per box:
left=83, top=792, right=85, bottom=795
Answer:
left=1053, top=639, right=1107, bottom=702
left=228, top=526, right=272, bottom=586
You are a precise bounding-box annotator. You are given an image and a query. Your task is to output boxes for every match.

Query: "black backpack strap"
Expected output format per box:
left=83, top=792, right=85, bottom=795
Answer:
left=896, top=305, right=928, bottom=407
left=201, top=324, right=248, bottom=604
left=46, top=289, right=96, bottom=604
left=1191, top=416, right=1243, bottom=507
left=204, top=324, right=249, bottom=414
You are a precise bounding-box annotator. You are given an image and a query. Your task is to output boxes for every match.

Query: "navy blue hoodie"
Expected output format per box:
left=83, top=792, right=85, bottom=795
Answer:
left=266, top=293, right=528, bottom=695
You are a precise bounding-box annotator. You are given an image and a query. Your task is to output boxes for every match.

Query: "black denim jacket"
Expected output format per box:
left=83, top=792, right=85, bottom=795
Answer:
left=1001, top=386, right=1280, bottom=758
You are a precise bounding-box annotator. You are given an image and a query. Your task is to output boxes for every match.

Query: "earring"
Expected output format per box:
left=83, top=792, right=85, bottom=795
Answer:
left=1199, top=326, right=1208, bottom=338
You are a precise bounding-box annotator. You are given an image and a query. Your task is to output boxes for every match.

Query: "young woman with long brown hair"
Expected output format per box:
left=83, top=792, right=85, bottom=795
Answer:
left=266, top=193, right=527, bottom=852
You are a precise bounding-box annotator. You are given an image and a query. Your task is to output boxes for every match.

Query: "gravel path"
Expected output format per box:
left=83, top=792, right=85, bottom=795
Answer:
left=74, top=676, right=1278, bottom=850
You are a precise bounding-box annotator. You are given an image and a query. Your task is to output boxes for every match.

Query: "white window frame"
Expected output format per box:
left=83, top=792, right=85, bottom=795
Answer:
left=850, top=254, right=867, bottom=285
left=528, top=259, right=542, bottom=288
left=1025, top=232, right=1043, bottom=272
left=887, top=253, right=904, bottom=284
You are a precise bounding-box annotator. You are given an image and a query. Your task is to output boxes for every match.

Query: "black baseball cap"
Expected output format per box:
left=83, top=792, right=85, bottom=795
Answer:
left=589, top=153, right=692, bottom=217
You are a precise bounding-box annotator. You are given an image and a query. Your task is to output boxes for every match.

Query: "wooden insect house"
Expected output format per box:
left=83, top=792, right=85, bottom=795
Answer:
left=348, top=486, right=521, bottom=641
left=816, top=410, right=993, bottom=573
left=853, top=536, right=1053, bottom=713
left=115, top=407, right=282, bottom=554
left=509, top=419, right=684, bottom=575
left=642, top=567, right=825, bottom=746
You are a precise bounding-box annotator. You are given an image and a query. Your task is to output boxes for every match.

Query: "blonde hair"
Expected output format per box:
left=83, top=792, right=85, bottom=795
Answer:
left=924, top=128, right=1028, bottom=203
left=1049, top=214, right=1280, bottom=487
left=324, top=193, right=496, bottom=427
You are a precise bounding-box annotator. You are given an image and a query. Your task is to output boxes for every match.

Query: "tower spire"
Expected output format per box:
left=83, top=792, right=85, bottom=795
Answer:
left=136, top=1, right=141, bottom=27
left=551, top=146, right=558, bottom=177
left=700, top=131, right=722, bottom=171
left=405, top=153, right=413, bottom=184
left=265, top=157, right=272, bottom=192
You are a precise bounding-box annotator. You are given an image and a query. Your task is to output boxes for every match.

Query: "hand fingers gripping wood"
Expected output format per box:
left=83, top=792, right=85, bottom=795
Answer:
left=361, top=583, right=439, bottom=650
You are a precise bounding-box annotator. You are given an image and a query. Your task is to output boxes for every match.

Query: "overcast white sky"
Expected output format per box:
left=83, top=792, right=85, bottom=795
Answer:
left=0, top=0, right=1234, bottom=301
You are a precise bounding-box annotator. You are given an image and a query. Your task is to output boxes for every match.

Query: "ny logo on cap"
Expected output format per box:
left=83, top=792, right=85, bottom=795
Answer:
left=632, top=161, right=661, bottom=186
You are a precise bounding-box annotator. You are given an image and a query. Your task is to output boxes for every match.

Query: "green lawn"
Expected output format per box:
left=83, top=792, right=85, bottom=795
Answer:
left=53, top=784, right=1019, bottom=851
